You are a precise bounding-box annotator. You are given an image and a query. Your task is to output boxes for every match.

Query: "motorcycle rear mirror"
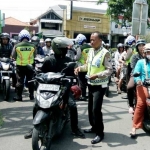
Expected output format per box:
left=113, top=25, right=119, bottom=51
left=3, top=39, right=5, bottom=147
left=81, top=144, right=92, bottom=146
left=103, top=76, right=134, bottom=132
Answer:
left=133, top=72, right=140, bottom=77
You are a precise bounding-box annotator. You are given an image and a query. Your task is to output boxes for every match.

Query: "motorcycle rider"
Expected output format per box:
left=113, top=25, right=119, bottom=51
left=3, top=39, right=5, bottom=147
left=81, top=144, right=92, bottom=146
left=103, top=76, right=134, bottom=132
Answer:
left=0, top=32, right=13, bottom=58
left=11, top=29, right=36, bottom=101
left=114, top=43, right=124, bottom=83
left=75, top=33, right=91, bottom=101
left=127, top=39, right=145, bottom=114
left=31, top=36, right=44, bottom=56
left=24, top=37, right=85, bottom=139
left=43, top=38, right=53, bottom=55
left=130, top=43, right=150, bottom=137
left=0, top=33, right=16, bottom=87
left=121, top=36, right=136, bottom=99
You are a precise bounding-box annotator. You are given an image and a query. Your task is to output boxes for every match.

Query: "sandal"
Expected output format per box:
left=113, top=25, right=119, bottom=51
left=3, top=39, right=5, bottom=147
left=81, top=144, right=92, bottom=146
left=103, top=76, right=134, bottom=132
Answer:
left=129, top=107, right=134, bottom=114
left=117, top=90, right=122, bottom=94
left=130, top=129, right=136, bottom=138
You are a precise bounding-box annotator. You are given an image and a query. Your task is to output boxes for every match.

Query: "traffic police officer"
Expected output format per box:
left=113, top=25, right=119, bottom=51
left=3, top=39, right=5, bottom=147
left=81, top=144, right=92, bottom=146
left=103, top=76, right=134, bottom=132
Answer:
left=75, top=31, right=113, bottom=144
left=12, top=29, right=36, bottom=101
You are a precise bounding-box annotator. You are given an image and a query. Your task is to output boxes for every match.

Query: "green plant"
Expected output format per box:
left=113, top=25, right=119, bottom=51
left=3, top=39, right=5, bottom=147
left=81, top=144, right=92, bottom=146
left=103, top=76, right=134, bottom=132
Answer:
left=0, top=112, right=4, bottom=127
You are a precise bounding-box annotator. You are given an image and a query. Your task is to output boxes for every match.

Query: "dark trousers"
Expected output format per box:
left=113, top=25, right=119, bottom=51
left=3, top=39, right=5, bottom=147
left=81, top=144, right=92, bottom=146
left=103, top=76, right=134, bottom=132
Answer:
left=88, top=84, right=106, bottom=136
left=127, top=76, right=135, bottom=107
left=33, top=92, right=78, bottom=131
left=16, top=65, right=34, bottom=97
left=78, top=72, right=87, bottom=97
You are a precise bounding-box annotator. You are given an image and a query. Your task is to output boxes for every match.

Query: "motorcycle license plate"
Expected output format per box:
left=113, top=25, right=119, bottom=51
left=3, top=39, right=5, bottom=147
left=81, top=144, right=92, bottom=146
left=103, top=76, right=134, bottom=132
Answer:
left=38, top=84, right=60, bottom=91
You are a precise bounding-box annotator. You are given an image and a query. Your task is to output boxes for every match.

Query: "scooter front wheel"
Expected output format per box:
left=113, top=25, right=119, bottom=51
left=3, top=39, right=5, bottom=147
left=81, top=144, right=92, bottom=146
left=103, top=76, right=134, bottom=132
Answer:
left=3, top=79, right=10, bottom=101
left=32, top=124, right=52, bottom=150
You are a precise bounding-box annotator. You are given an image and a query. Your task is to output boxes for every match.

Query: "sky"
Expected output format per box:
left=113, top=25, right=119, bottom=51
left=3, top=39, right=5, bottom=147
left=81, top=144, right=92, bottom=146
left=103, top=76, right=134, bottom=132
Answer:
left=0, top=0, right=108, bottom=22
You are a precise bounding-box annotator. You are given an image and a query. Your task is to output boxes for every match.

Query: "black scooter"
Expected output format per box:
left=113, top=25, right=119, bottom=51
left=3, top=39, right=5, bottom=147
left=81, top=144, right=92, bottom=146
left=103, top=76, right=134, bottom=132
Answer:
left=31, top=62, right=77, bottom=150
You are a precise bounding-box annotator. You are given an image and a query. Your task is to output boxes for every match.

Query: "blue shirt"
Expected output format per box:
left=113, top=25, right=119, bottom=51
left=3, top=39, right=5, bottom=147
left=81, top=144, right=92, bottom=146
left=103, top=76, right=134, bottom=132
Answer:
left=134, top=59, right=150, bottom=83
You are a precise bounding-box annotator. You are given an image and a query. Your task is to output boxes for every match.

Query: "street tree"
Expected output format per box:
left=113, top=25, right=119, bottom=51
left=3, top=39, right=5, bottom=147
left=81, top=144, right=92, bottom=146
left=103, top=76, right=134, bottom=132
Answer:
left=97, top=0, right=150, bottom=23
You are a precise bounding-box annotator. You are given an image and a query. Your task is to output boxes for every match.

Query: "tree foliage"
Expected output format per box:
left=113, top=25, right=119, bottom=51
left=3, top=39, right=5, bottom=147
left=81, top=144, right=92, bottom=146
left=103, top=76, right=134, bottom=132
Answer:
left=97, top=0, right=150, bottom=23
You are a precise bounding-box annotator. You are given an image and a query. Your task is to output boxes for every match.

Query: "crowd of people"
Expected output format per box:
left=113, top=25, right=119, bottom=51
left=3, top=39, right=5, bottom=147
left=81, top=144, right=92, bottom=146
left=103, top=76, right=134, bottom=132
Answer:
left=0, top=29, right=150, bottom=144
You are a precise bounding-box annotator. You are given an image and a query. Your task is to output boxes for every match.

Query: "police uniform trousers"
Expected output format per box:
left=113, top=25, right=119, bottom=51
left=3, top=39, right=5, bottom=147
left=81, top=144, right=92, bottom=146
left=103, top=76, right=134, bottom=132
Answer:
left=88, top=84, right=106, bottom=136
left=16, top=65, right=34, bottom=97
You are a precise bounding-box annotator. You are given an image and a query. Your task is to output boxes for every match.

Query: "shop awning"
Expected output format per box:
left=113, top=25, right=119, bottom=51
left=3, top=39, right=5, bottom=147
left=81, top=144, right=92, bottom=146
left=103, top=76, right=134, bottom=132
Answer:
left=40, top=19, right=62, bottom=24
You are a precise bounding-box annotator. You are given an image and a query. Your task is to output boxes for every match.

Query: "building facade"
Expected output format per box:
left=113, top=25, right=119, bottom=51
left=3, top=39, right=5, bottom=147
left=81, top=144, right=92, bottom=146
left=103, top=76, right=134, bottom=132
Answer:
left=62, top=5, right=110, bottom=43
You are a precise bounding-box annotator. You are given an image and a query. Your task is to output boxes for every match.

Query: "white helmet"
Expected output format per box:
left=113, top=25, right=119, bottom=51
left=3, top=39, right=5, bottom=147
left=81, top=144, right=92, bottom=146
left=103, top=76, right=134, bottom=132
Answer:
left=18, top=29, right=31, bottom=42
left=75, top=34, right=86, bottom=45
left=45, top=38, right=51, bottom=42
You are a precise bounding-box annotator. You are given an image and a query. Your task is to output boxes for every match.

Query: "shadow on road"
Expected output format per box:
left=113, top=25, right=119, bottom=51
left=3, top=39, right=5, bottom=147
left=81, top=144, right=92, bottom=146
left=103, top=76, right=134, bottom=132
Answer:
left=104, top=132, right=137, bottom=147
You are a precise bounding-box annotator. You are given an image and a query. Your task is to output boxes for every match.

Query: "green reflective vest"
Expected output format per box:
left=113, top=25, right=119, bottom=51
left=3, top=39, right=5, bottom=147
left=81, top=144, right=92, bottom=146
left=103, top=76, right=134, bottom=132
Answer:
left=87, top=48, right=109, bottom=85
left=15, top=42, right=35, bottom=66
left=78, top=48, right=90, bottom=65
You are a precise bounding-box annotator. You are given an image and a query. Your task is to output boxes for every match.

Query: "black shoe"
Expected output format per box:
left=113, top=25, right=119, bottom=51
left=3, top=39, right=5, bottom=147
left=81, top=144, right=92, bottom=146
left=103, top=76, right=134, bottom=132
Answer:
left=72, top=128, right=85, bottom=138
left=24, top=129, right=33, bottom=139
left=79, top=97, right=87, bottom=101
left=29, top=95, right=34, bottom=100
left=84, top=128, right=95, bottom=133
left=91, top=135, right=104, bottom=144
left=13, top=96, right=22, bottom=101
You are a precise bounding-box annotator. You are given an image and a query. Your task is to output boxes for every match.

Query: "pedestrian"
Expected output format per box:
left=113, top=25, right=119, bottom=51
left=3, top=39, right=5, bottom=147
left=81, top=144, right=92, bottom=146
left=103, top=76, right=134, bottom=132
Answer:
left=74, top=31, right=113, bottom=144
left=12, top=29, right=36, bottom=101
left=130, top=43, right=150, bottom=137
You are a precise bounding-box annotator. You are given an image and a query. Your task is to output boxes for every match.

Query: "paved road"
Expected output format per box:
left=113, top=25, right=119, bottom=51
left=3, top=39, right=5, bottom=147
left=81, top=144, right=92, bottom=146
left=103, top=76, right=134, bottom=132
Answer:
left=0, top=82, right=149, bottom=150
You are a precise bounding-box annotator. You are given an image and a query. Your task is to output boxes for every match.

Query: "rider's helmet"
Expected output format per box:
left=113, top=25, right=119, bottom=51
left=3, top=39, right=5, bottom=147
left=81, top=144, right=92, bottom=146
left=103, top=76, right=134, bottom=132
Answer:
left=52, top=37, right=73, bottom=56
left=45, top=38, right=51, bottom=43
left=117, top=43, right=124, bottom=52
left=31, top=36, right=40, bottom=46
left=10, top=39, right=18, bottom=47
left=75, top=34, right=86, bottom=45
left=126, top=35, right=136, bottom=46
left=70, top=85, right=82, bottom=100
left=105, top=43, right=110, bottom=48
left=18, top=29, right=31, bottom=42
left=136, top=39, right=146, bottom=52
left=0, top=33, right=10, bottom=42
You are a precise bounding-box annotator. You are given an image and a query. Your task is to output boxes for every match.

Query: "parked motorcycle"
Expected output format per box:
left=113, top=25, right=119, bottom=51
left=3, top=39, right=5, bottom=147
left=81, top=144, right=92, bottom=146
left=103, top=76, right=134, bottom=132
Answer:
left=0, top=57, right=14, bottom=100
left=133, top=72, right=150, bottom=133
left=34, top=55, right=45, bottom=74
left=31, top=62, right=77, bottom=150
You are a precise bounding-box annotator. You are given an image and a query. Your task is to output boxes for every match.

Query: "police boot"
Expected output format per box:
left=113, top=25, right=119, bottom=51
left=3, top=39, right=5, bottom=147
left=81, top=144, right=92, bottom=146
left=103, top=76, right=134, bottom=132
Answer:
left=28, top=84, right=34, bottom=100
left=13, top=87, right=23, bottom=101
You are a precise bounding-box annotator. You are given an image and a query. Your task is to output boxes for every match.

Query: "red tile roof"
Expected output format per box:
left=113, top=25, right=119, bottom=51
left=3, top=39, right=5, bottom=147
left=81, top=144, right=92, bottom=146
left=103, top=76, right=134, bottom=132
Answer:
left=5, top=17, right=30, bottom=26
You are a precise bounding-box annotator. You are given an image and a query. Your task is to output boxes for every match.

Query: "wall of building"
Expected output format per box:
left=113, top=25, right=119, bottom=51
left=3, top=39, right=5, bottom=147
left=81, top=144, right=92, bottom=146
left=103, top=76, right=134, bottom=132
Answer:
left=2, top=25, right=38, bottom=38
left=63, top=10, right=110, bottom=39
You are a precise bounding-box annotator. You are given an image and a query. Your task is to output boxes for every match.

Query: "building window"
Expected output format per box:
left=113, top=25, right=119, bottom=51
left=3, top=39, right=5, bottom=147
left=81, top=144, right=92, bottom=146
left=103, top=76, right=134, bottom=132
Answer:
left=41, top=22, right=59, bottom=30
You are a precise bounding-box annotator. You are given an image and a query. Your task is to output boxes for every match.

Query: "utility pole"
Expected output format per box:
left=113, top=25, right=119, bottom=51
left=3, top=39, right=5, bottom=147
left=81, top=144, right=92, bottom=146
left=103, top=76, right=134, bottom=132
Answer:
left=132, top=0, right=148, bottom=35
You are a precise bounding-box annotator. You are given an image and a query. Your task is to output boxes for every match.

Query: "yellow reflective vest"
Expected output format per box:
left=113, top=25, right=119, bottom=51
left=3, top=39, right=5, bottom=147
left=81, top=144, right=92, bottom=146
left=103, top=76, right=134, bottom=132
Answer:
left=15, top=42, right=35, bottom=66
left=87, top=47, right=109, bottom=85
left=78, top=48, right=90, bottom=65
